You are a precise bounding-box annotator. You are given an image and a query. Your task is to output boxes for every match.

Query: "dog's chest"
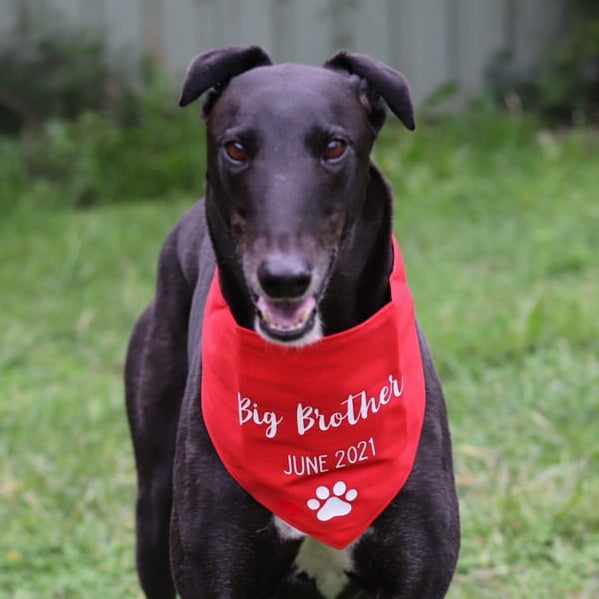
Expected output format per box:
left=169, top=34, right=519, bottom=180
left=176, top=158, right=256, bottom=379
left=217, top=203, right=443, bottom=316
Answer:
left=275, top=517, right=353, bottom=598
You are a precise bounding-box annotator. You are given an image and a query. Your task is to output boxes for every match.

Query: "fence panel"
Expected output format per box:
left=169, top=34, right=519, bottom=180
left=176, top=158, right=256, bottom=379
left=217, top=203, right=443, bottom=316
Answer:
left=452, top=0, right=504, bottom=99
left=104, top=0, right=142, bottom=64
left=4, top=0, right=566, bottom=104
left=291, top=0, right=330, bottom=64
left=0, top=0, right=19, bottom=37
left=512, top=0, right=566, bottom=72
left=163, top=0, right=204, bottom=74
left=351, top=0, right=391, bottom=66
left=46, top=0, right=80, bottom=23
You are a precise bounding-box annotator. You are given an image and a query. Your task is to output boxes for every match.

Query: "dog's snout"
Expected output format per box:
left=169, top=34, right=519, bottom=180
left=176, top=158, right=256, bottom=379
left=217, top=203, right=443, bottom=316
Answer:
left=257, top=255, right=312, bottom=299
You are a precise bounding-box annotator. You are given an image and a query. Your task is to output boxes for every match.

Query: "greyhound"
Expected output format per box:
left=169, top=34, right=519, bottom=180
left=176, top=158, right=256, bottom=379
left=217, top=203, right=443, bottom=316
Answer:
left=125, top=46, right=460, bottom=599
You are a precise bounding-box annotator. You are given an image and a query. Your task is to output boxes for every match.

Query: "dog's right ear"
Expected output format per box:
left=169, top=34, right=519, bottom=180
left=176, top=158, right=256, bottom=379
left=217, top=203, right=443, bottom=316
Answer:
left=179, top=46, right=272, bottom=108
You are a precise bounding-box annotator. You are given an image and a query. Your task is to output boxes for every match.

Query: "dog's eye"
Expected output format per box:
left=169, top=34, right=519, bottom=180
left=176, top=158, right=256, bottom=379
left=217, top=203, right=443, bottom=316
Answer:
left=323, top=139, right=347, bottom=161
left=224, top=141, right=247, bottom=163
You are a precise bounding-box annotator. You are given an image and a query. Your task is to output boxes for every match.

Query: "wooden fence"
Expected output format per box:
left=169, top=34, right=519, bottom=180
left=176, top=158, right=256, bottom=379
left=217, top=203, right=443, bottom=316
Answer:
left=0, top=0, right=566, bottom=104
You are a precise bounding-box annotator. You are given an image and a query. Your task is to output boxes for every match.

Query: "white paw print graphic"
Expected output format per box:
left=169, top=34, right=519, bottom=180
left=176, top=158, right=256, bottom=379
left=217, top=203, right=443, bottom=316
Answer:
left=307, top=481, right=358, bottom=522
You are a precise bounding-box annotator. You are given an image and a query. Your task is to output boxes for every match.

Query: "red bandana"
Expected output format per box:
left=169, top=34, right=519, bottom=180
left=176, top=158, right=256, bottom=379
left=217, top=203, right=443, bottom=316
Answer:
left=201, top=237, right=425, bottom=549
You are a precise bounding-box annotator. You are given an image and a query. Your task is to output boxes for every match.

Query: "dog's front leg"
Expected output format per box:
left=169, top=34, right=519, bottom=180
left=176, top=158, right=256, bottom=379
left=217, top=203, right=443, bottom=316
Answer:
left=170, top=486, right=302, bottom=599
left=125, top=222, right=198, bottom=599
left=349, top=488, right=458, bottom=599
left=350, top=382, right=460, bottom=599
left=170, top=393, right=303, bottom=599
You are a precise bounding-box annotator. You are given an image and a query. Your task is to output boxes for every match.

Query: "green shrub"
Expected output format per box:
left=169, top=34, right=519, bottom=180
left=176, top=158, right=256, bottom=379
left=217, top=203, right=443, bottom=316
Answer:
left=0, top=5, right=209, bottom=213
left=535, top=0, right=599, bottom=122
left=0, top=19, right=139, bottom=134
left=488, top=0, right=599, bottom=123
left=0, top=77, right=208, bottom=213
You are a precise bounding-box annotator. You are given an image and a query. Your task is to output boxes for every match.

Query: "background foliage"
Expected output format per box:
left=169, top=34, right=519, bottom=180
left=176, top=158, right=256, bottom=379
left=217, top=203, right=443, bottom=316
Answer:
left=0, top=77, right=206, bottom=212
left=0, top=11, right=137, bottom=134
left=489, top=0, right=599, bottom=124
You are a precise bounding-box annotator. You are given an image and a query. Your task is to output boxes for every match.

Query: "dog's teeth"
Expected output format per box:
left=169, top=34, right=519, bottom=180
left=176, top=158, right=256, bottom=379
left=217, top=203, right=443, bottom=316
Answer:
left=258, top=298, right=316, bottom=335
left=269, top=320, right=304, bottom=332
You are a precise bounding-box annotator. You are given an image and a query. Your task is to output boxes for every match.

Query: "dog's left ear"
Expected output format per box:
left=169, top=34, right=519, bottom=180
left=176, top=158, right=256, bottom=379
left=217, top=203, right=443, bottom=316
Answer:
left=324, top=51, right=415, bottom=131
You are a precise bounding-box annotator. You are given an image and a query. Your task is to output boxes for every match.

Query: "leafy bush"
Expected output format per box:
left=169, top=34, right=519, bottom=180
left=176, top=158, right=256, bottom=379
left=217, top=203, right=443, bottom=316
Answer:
left=0, top=77, right=208, bottom=213
left=0, top=10, right=139, bottom=134
left=488, top=0, right=599, bottom=123
left=535, top=0, right=599, bottom=122
left=0, top=5, right=209, bottom=213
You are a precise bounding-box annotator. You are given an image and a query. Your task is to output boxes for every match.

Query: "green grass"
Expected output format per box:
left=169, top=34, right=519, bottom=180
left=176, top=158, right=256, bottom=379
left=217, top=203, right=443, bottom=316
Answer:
left=1, top=106, right=598, bottom=598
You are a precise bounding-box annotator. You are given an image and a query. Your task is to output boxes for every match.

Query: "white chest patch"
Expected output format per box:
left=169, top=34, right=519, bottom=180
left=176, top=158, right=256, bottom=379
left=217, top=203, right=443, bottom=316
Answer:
left=273, top=516, right=353, bottom=598
left=295, top=537, right=352, bottom=598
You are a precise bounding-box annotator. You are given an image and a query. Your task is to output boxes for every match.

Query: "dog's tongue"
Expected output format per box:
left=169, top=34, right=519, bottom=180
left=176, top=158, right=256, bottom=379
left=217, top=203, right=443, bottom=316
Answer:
left=257, top=296, right=316, bottom=330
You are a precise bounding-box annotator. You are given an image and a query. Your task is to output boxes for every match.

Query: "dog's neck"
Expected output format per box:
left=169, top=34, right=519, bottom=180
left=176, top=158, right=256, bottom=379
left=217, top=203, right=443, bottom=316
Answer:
left=205, top=164, right=394, bottom=337
left=318, top=165, right=394, bottom=335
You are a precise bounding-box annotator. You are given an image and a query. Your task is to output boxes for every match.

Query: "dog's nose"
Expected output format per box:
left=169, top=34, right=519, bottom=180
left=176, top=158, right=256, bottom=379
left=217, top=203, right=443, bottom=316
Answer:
left=257, top=255, right=312, bottom=299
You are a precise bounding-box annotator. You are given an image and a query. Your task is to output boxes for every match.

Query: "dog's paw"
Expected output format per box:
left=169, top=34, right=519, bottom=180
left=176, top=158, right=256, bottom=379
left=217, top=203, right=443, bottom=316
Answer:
left=307, top=481, right=358, bottom=522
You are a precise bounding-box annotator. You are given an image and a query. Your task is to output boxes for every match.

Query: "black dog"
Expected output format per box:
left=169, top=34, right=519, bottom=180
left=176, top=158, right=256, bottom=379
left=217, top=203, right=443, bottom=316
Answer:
left=125, top=46, right=459, bottom=599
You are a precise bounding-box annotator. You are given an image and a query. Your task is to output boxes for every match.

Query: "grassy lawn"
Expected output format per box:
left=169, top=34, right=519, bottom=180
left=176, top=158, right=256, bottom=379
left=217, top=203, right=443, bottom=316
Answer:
left=1, top=108, right=598, bottom=598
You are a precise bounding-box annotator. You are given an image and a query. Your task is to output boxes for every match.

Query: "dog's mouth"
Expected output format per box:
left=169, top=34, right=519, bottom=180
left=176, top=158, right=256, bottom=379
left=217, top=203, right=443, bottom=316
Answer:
left=256, top=295, right=319, bottom=344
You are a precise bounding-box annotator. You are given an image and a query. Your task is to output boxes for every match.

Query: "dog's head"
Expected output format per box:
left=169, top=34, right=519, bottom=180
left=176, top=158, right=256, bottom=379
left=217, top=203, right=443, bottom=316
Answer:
left=180, top=46, right=414, bottom=346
